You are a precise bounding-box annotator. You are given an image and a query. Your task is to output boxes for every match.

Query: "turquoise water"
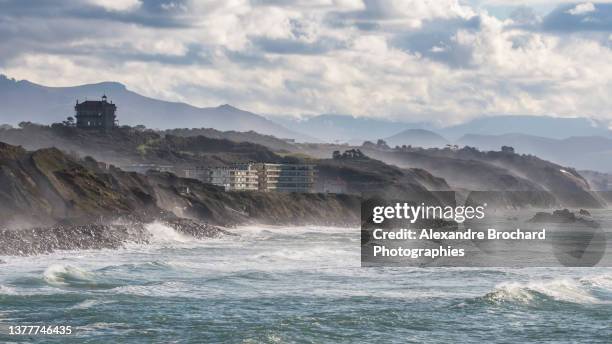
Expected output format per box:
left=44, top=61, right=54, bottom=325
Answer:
left=1, top=223, right=611, bottom=343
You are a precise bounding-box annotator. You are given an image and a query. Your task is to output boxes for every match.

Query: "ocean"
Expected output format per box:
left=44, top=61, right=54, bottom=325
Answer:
left=0, top=223, right=611, bottom=343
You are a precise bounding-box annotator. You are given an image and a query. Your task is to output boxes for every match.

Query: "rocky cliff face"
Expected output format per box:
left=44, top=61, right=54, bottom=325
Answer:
left=0, top=142, right=361, bottom=228
left=0, top=142, right=158, bottom=227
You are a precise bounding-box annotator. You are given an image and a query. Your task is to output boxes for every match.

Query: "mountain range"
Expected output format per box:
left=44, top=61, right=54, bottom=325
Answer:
left=3, top=74, right=612, bottom=144
left=274, top=114, right=612, bottom=143
left=271, top=114, right=424, bottom=144
left=0, top=75, right=311, bottom=141
left=4, top=75, right=612, bottom=172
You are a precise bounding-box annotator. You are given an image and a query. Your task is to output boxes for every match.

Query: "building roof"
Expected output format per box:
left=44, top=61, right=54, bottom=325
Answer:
left=75, top=99, right=117, bottom=111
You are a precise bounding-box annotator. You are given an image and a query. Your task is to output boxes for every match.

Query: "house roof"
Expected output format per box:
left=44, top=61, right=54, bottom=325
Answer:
left=75, top=100, right=117, bottom=111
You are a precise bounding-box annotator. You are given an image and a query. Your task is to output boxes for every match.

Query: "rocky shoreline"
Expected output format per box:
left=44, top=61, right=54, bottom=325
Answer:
left=0, top=218, right=231, bottom=256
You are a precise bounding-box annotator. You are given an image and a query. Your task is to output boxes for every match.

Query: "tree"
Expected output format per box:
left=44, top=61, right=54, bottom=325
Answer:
left=376, top=139, right=389, bottom=149
left=362, top=140, right=376, bottom=148
left=18, top=121, right=32, bottom=129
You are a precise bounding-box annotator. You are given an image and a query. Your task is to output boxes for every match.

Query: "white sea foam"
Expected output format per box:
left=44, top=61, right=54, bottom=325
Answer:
left=70, top=299, right=110, bottom=310
left=112, top=281, right=192, bottom=297
left=145, top=222, right=194, bottom=243
left=580, top=274, right=612, bottom=290
left=252, top=246, right=355, bottom=262
left=487, top=278, right=603, bottom=304
left=233, top=225, right=356, bottom=236
left=77, top=322, right=134, bottom=336
left=0, top=284, right=17, bottom=295
left=43, top=264, right=95, bottom=286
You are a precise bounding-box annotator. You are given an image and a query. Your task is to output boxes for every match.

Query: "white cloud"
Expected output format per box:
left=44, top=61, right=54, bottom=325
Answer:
left=2, top=0, right=612, bottom=125
left=478, top=0, right=611, bottom=4
left=566, top=2, right=596, bottom=15
left=87, top=0, right=141, bottom=11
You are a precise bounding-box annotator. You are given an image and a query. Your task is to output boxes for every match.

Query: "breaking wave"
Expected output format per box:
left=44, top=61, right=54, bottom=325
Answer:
left=482, top=275, right=612, bottom=305
left=43, top=265, right=95, bottom=286
left=42, top=264, right=119, bottom=289
left=0, top=284, right=17, bottom=295
left=145, top=222, right=195, bottom=243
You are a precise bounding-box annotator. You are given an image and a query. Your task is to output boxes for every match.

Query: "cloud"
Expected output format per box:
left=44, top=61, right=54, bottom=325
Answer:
left=88, top=0, right=142, bottom=11
left=566, top=2, right=596, bottom=15
left=391, top=16, right=482, bottom=68
left=1, top=0, right=612, bottom=126
left=509, top=6, right=542, bottom=27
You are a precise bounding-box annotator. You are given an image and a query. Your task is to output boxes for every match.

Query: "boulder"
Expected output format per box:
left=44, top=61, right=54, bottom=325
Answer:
left=528, top=209, right=600, bottom=228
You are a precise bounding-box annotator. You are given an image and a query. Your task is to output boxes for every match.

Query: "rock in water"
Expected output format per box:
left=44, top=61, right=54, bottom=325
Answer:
left=528, top=209, right=600, bottom=228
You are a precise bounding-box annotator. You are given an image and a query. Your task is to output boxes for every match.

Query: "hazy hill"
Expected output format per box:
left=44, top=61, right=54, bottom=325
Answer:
left=0, top=125, right=450, bottom=200
left=440, top=115, right=612, bottom=140
left=315, top=153, right=450, bottom=199
left=274, top=113, right=612, bottom=143
left=385, top=129, right=449, bottom=148
left=273, top=114, right=422, bottom=143
left=162, top=128, right=296, bottom=152
left=0, top=124, right=288, bottom=167
left=458, top=133, right=612, bottom=172
left=0, top=75, right=309, bottom=141
left=289, top=139, right=604, bottom=207
left=579, top=170, right=612, bottom=191
left=360, top=145, right=604, bottom=208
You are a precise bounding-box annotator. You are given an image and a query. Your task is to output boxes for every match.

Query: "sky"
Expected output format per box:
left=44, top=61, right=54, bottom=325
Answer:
left=1, top=0, right=612, bottom=125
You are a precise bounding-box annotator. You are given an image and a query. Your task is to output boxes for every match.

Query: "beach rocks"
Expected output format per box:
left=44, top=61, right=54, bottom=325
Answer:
left=528, top=209, right=600, bottom=228
left=0, top=218, right=231, bottom=256
left=164, top=218, right=235, bottom=239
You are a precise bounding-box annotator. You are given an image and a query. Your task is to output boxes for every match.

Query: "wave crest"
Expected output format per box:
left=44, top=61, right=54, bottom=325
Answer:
left=145, top=222, right=195, bottom=243
left=483, top=276, right=612, bottom=305
left=43, top=264, right=118, bottom=289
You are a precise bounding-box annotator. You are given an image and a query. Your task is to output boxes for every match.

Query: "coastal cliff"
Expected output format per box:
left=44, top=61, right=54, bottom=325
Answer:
left=0, top=142, right=361, bottom=228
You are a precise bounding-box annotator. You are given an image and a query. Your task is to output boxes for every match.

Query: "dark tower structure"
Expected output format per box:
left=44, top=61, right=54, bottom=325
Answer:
left=75, top=95, right=117, bottom=130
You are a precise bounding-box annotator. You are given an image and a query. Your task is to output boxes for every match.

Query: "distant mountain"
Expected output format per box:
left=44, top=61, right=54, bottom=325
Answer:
left=384, top=129, right=449, bottom=148
left=439, top=115, right=612, bottom=140
left=0, top=75, right=310, bottom=141
left=5, top=75, right=610, bottom=145
left=273, top=113, right=612, bottom=143
left=458, top=133, right=612, bottom=172
left=272, top=114, right=425, bottom=143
